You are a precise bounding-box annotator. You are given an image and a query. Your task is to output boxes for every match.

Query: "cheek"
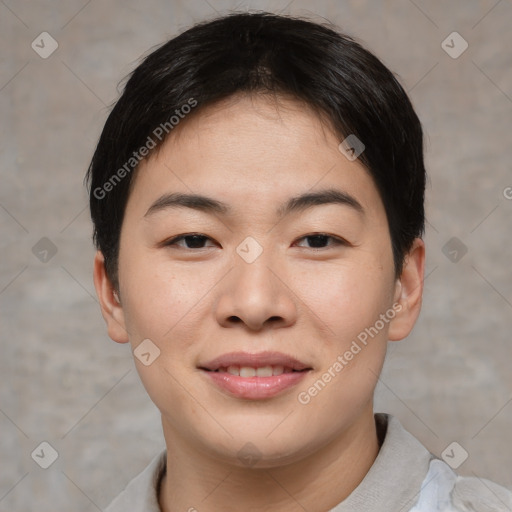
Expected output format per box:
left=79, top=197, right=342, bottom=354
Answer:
left=294, top=265, right=390, bottom=424
left=118, top=248, right=221, bottom=357
left=119, top=247, right=182, bottom=333
left=292, top=255, right=394, bottom=416
left=293, top=258, right=394, bottom=345
left=117, top=253, right=210, bottom=413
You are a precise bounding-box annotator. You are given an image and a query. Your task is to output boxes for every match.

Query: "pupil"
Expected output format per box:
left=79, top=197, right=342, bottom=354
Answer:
left=187, top=235, right=205, bottom=248
left=308, top=235, right=327, bottom=248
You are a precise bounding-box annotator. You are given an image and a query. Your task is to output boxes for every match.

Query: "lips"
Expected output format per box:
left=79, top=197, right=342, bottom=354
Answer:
left=198, top=351, right=312, bottom=400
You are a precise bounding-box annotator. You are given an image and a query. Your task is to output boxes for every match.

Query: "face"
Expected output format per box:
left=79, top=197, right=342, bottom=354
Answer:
left=95, top=94, right=424, bottom=467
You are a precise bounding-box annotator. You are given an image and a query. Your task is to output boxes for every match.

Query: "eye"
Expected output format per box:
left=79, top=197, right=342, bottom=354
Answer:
left=161, top=233, right=348, bottom=250
left=163, top=233, right=217, bottom=249
left=294, top=233, right=347, bottom=249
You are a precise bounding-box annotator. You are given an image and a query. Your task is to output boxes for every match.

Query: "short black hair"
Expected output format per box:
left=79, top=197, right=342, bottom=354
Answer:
left=86, top=11, right=426, bottom=287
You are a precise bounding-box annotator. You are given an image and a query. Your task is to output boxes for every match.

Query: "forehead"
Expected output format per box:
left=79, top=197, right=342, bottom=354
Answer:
left=126, top=94, right=385, bottom=223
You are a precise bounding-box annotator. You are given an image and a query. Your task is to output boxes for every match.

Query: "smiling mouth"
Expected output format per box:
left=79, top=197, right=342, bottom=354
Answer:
left=202, top=365, right=310, bottom=377
left=198, top=351, right=313, bottom=399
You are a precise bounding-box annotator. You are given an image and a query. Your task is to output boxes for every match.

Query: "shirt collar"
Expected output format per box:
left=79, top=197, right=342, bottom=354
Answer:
left=328, top=413, right=433, bottom=512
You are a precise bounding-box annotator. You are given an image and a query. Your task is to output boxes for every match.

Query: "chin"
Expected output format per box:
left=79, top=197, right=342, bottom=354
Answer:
left=194, top=426, right=322, bottom=469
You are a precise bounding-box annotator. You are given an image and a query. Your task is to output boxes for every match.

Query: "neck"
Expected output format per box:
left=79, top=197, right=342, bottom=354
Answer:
left=159, top=407, right=379, bottom=512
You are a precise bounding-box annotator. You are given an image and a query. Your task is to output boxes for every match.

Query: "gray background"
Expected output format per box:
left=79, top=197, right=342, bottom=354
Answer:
left=1, top=0, right=511, bottom=510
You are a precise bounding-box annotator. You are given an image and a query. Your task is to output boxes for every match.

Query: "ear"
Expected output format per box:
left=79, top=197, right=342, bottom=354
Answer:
left=93, top=250, right=129, bottom=344
left=388, top=238, right=425, bottom=341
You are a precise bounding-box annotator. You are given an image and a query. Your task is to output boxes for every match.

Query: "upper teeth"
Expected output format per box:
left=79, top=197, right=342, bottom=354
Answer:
left=221, top=365, right=289, bottom=377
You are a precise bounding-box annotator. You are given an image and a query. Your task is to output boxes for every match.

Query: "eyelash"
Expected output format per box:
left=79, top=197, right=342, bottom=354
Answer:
left=162, top=233, right=348, bottom=250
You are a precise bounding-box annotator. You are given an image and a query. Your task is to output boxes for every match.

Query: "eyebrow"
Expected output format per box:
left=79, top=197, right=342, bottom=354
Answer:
left=144, top=188, right=364, bottom=219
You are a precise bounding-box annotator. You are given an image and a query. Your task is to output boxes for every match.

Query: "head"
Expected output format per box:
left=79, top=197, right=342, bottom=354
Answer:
left=88, top=12, right=425, bottom=466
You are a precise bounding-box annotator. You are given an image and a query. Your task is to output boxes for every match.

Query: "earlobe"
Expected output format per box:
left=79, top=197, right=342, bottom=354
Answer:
left=388, top=238, right=425, bottom=342
left=92, top=251, right=130, bottom=344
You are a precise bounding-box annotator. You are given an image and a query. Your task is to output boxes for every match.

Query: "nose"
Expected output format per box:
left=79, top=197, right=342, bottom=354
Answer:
left=214, top=253, right=298, bottom=332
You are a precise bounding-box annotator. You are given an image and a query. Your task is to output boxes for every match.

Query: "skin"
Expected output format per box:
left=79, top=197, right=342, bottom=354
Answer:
left=94, top=93, right=425, bottom=512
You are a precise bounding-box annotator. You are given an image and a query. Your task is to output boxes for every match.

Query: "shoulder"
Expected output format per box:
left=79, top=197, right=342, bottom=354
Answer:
left=104, top=449, right=167, bottom=512
left=410, top=458, right=512, bottom=512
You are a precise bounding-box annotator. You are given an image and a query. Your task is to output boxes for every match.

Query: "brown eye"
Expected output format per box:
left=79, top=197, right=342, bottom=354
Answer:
left=164, top=234, right=216, bottom=249
left=294, top=234, right=346, bottom=249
